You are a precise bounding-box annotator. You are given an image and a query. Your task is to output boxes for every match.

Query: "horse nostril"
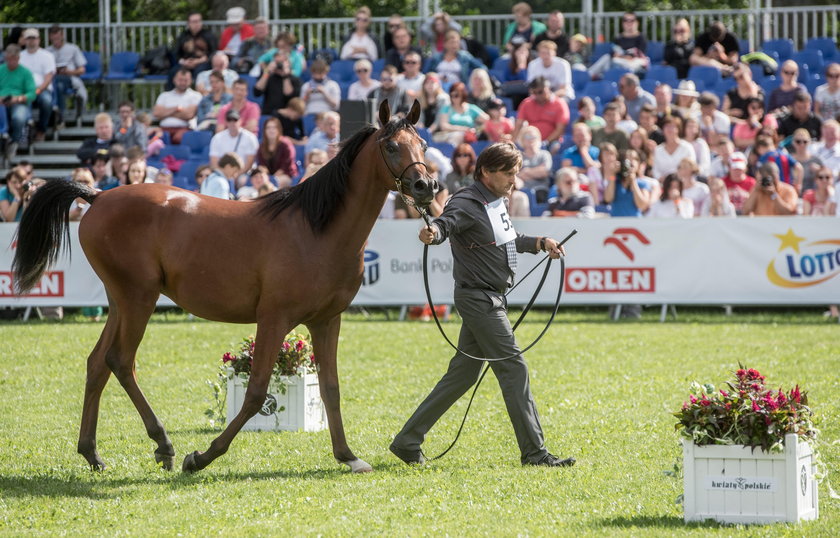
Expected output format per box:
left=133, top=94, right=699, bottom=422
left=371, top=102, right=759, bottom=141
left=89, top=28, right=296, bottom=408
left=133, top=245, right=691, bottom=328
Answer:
left=413, top=180, right=428, bottom=193
left=432, top=180, right=440, bottom=193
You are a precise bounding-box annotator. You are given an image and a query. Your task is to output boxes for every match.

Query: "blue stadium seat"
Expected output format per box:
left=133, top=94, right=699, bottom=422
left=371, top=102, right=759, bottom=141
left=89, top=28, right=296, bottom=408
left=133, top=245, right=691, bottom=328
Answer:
left=592, top=42, right=614, bottom=63
left=181, top=130, right=213, bottom=158
left=805, top=37, right=839, bottom=62
left=470, top=140, right=491, bottom=155
left=159, top=144, right=192, bottom=161
left=499, top=96, right=515, bottom=118
left=485, top=45, right=501, bottom=67
left=749, top=63, right=767, bottom=82
left=523, top=187, right=549, bottom=217
left=257, top=115, right=272, bottom=138
left=714, top=77, right=737, bottom=95
left=430, top=141, right=455, bottom=158
left=646, top=41, right=664, bottom=64
left=339, top=81, right=352, bottom=100
left=738, top=39, right=751, bottom=55
left=759, top=78, right=780, bottom=106
left=175, top=159, right=206, bottom=191
left=0, top=105, right=8, bottom=137
left=762, top=39, right=795, bottom=62
left=572, top=69, right=590, bottom=92
left=80, top=51, right=102, bottom=82
left=602, top=66, right=631, bottom=83
left=805, top=76, right=824, bottom=96
left=640, top=78, right=659, bottom=94
left=415, top=126, right=432, bottom=144
left=329, top=60, right=357, bottom=83
left=687, top=65, right=722, bottom=91
left=793, top=49, right=825, bottom=74
left=104, top=52, right=140, bottom=80
left=645, top=64, right=678, bottom=87
left=583, top=80, right=618, bottom=104
left=302, top=114, right=317, bottom=136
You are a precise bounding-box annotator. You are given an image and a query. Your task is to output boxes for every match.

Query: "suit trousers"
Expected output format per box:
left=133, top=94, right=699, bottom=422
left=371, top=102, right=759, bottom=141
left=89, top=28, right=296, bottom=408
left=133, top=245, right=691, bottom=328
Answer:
left=393, top=287, right=548, bottom=464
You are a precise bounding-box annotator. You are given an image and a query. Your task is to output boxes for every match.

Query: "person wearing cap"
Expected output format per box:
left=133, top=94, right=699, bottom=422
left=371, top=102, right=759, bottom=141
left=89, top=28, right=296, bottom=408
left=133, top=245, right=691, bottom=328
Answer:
left=532, top=11, right=569, bottom=58
left=564, top=34, right=589, bottom=70
left=220, top=7, right=254, bottom=58
left=0, top=44, right=37, bottom=161
left=340, top=6, right=381, bottom=61
left=722, top=151, right=755, bottom=213
left=18, top=28, right=56, bottom=141
left=46, top=24, right=87, bottom=128
left=153, top=68, right=203, bottom=144
left=169, top=12, right=218, bottom=89
left=201, top=152, right=242, bottom=200
left=209, top=108, right=258, bottom=176
left=664, top=18, right=693, bottom=79
left=233, top=17, right=271, bottom=74
left=673, top=80, right=700, bottom=118
left=742, top=161, right=798, bottom=216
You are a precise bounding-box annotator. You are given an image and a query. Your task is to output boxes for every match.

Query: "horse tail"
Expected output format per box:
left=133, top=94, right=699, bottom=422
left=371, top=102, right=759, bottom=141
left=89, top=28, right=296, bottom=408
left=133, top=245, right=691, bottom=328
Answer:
left=12, top=179, right=98, bottom=295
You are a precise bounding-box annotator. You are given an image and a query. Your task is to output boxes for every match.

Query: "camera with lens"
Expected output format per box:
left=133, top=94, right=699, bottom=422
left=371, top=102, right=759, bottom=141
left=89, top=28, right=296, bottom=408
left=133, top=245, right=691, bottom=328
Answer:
left=760, top=175, right=773, bottom=187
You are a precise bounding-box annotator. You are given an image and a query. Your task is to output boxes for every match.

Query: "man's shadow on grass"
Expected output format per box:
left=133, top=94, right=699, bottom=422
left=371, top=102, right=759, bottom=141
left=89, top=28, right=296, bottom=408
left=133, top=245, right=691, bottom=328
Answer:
left=596, top=514, right=727, bottom=529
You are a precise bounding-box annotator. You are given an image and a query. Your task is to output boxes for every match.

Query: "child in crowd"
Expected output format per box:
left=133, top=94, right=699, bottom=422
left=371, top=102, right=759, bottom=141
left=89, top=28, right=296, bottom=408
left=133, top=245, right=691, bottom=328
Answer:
left=576, top=96, right=605, bottom=130
left=481, top=98, right=514, bottom=142
left=137, top=111, right=165, bottom=158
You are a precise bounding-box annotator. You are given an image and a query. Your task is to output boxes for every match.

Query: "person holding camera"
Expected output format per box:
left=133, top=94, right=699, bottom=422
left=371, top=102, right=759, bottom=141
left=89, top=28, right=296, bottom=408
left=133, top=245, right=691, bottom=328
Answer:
left=741, top=161, right=798, bottom=216
left=604, top=148, right=653, bottom=217
left=254, top=51, right=302, bottom=118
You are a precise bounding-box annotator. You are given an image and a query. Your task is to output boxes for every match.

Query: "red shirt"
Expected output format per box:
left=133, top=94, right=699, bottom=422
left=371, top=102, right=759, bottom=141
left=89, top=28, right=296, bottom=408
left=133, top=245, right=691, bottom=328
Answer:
left=723, top=173, right=756, bottom=211
left=220, top=24, right=255, bottom=53
left=516, top=96, right=569, bottom=141
left=483, top=117, right=514, bottom=143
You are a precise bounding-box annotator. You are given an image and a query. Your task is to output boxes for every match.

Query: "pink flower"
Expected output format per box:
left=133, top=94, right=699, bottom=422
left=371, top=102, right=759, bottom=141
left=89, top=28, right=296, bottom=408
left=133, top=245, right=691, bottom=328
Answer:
left=309, top=353, right=315, bottom=363
left=690, top=395, right=697, bottom=404
left=700, top=398, right=711, bottom=407
left=763, top=396, right=778, bottom=410
left=736, top=369, right=747, bottom=378
left=752, top=400, right=760, bottom=412
left=751, top=383, right=761, bottom=391
left=222, top=352, right=236, bottom=364
left=282, top=341, right=291, bottom=351
left=790, top=385, right=801, bottom=403
left=295, top=340, right=305, bottom=352
left=747, top=368, right=762, bottom=379
left=682, top=401, right=689, bottom=410
left=720, top=389, right=729, bottom=397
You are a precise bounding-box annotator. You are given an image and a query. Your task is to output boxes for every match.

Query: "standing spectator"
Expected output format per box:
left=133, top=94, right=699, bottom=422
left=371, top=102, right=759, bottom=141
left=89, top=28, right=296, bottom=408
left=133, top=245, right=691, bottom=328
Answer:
left=254, top=52, right=301, bottom=117
left=701, top=177, right=736, bottom=216
left=255, top=117, right=297, bottom=186
left=577, top=97, right=605, bottom=130
left=301, top=59, right=341, bottom=115
left=527, top=41, right=574, bottom=100
left=46, top=24, right=86, bottom=127
left=723, top=63, right=763, bottom=120
left=467, top=69, right=497, bottom=112
left=304, top=111, right=340, bottom=156
left=369, top=66, right=408, bottom=116
left=589, top=12, right=649, bottom=78
left=690, top=20, right=739, bottom=76
left=347, top=59, right=380, bottom=101
left=517, top=125, right=553, bottom=191
left=682, top=116, right=711, bottom=175
left=533, top=11, right=569, bottom=58
left=503, top=3, right=546, bottom=51
left=444, top=143, right=476, bottom=193
left=169, top=12, right=217, bottom=88
left=418, top=72, right=449, bottom=129
left=619, top=74, right=655, bottom=122
left=587, top=142, right=620, bottom=207
left=482, top=98, right=514, bottom=143
left=742, top=162, right=798, bottom=216
left=754, top=135, right=802, bottom=191
left=652, top=115, right=696, bottom=180
left=209, top=109, right=258, bottom=174
left=153, top=68, right=202, bottom=144
left=201, top=152, right=242, bottom=199
left=664, top=18, right=693, bottom=79
left=790, top=128, right=823, bottom=193
left=814, top=63, right=840, bottom=122
left=76, top=112, right=116, bottom=164
left=233, top=17, right=271, bottom=74
left=219, top=7, right=254, bottom=57
left=768, top=60, right=807, bottom=115
left=216, top=78, right=260, bottom=134
left=604, top=149, right=653, bottom=217
left=647, top=174, right=694, bottom=218
left=732, top=96, right=778, bottom=151
left=560, top=123, right=599, bottom=174
left=385, top=26, right=423, bottom=73
left=432, top=81, right=487, bottom=144
left=340, top=6, right=381, bottom=61
left=196, top=70, right=232, bottom=130
left=383, top=14, right=405, bottom=52
left=546, top=168, right=594, bottom=217
left=777, top=91, right=822, bottom=141
left=810, top=119, right=840, bottom=172
left=0, top=167, right=26, bottom=222
left=397, top=51, right=425, bottom=101
left=114, top=101, right=146, bottom=153
left=19, top=28, right=56, bottom=141
left=676, top=158, right=710, bottom=215
left=512, top=77, right=569, bottom=147
left=258, top=32, right=307, bottom=77
left=195, top=51, right=238, bottom=95
left=427, top=30, right=485, bottom=85
left=722, top=151, right=755, bottom=213
left=0, top=44, right=36, bottom=161
left=696, top=92, right=731, bottom=145
left=801, top=166, right=835, bottom=216
left=420, top=12, right=462, bottom=53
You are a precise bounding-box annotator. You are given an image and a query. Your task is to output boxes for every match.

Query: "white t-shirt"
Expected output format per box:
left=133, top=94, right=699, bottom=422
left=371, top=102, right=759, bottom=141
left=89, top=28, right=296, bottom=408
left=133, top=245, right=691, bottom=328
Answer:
left=646, top=198, right=694, bottom=218
left=155, top=88, right=203, bottom=128
left=398, top=73, right=425, bottom=96
left=195, top=68, right=239, bottom=92
left=690, top=138, right=711, bottom=176
left=301, top=79, right=341, bottom=114
left=209, top=128, right=259, bottom=160
left=652, top=140, right=697, bottom=180
left=20, top=48, right=56, bottom=89
left=47, top=42, right=86, bottom=72
left=435, top=59, right=461, bottom=84
left=224, top=34, right=244, bottom=56
left=682, top=181, right=711, bottom=216
left=833, top=185, right=840, bottom=217
left=814, top=84, right=840, bottom=122
left=526, top=57, right=574, bottom=100
left=340, top=33, right=379, bottom=61
left=348, top=80, right=380, bottom=101
left=809, top=141, right=840, bottom=173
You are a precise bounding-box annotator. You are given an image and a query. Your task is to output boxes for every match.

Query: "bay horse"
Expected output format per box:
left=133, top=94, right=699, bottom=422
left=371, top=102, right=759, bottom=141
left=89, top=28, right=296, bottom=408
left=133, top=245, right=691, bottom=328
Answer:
left=13, top=100, right=435, bottom=474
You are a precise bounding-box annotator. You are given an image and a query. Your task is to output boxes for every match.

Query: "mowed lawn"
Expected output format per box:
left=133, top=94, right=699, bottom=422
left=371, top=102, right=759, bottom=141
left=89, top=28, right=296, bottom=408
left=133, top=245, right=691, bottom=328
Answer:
left=0, top=309, right=838, bottom=536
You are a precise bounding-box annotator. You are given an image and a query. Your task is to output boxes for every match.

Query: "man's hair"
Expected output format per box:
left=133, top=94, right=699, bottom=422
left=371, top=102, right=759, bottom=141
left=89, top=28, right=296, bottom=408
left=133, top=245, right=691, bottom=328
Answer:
left=48, top=24, right=62, bottom=35
left=528, top=76, right=550, bottom=91
left=4, top=44, right=21, bottom=56
left=287, top=97, right=306, bottom=114
left=474, top=142, right=522, bottom=181
left=382, top=64, right=399, bottom=76
left=209, top=70, right=225, bottom=82
left=356, top=6, right=372, bottom=17
left=698, top=91, right=719, bottom=107
left=708, top=21, right=726, bottom=41
left=755, top=135, right=774, bottom=149
left=512, top=2, right=533, bottom=16
left=118, top=100, right=135, bottom=111
left=219, top=152, right=243, bottom=170
left=94, top=112, right=113, bottom=126
left=620, top=73, right=640, bottom=87
left=758, top=161, right=779, bottom=181
left=639, top=103, right=656, bottom=115
left=792, top=91, right=812, bottom=104
left=310, top=59, right=329, bottom=74
left=537, top=40, right=557, bottom=52
left=175, top=67, right=192, bottom=79
left=603, top=102, right=620, bottom=114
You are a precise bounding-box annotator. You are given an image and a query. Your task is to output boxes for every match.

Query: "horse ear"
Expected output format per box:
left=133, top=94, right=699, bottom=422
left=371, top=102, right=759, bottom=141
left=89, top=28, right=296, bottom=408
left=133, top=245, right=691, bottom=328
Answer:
left=378, top=99, right=391, bottom=126
left=406, top=100, right=421, bottom=125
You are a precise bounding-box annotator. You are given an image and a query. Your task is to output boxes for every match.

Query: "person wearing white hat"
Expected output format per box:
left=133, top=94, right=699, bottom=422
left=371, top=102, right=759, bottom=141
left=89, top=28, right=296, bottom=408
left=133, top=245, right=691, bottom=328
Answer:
left=220, top=7, right=254, bottom=57
left=721, top=151, right=755, bottom=214
left=673, top=80, right=700, bottom=117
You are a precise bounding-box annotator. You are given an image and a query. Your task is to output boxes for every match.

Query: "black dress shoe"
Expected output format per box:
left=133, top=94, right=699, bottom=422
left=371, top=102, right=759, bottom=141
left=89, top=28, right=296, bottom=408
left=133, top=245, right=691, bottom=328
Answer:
left=525, top=453, right=576, bottom=467
left=389, top=443, right=426, bottom=465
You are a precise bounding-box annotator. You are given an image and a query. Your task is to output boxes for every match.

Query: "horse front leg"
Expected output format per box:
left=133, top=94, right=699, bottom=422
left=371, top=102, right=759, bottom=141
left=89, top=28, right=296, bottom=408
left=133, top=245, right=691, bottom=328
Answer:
left=309, top=316, right=372, bottom=473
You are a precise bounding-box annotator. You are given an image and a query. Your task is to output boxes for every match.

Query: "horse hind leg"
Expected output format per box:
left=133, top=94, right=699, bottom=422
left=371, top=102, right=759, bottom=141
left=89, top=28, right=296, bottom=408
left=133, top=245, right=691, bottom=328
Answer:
left=77, top=321, right=116, bottom=470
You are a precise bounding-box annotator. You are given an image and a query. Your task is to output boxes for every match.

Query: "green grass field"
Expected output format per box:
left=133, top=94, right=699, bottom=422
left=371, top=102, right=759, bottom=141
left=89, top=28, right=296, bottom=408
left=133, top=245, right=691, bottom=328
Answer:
left=1, top=308, right=838, bottom=536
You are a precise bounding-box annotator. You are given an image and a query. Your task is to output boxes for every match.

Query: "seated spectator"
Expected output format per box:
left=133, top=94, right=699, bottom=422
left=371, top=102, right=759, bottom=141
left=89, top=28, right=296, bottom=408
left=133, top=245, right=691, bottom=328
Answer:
left=723, top=63, right=763, bottom=120
left=497, top=37, right=531, bottom=109
left=690, top=20, right=739, bottom=76
left=1, top=44, right=36, bottom=161
left=201, top=152, right=242, bottom=199
left=340, top=6, right=380, bottom=61
left=801, top=166, right=835, bottom=216
left=383, top=14, right=405, bottom=52
left=503, top=2, right=546, bottom=50
left=482, top=98, right=514, bottom=142
left=721, top=151, right=755, bottom=213
left=647, top=174, right=694, bottom=218
left=742, top=161, right=798, bottom=215
left=638, top=104, right=664, bottom=144
left=369, top=65, right=409, bottom=115
left=276, top=97, right=306, bottom=141
left=418, top=73, right=449, bottom=128
left=587, top=142, right=620, bottom=207
left=546, top=168, right=594, bottom=217
left=732, top=96, right=778, bottom=151
left=0, top=167, right=27, bottom=222
left=701, top=176, right=736, bottom=216
left=219, top=7, right=254, bottom=57
left=192, top=165, right=211, bottom=189
left=589, top=12, right=649, bottom=78
left=76, top=112, right=116, bottom=164
left=561, top=123, right=599, bottom=174
left=533, top=11, right=569, bottom=58
left=664, top=18, right=693, bottom=79
left=619, top=74, right=655, bottom=122
left=19, top=28, right=56, bottom=141
left=527, top=40, right=574, bottom=100
left=169, top=12, right=217, bottom=89
left=612, top=96, right=639, bottom=135
left=300, top=149, right=328, bottom=182
left=196, top=51, right=238, bottom=95
left=236, top=165, right=274, bottom=199
left=347, top=59, right=380, bottom=101
left=564, top=34, right=589, bottom=71
left=90, top=153, right=118, bottom=191
left=444, top=143, right=476, bottom=193
left=256, top=117, right=296, bottom=185
left=676, top=157, right=710, bottom=215
left=114, top=101, right=147, bottom=153
left=305, top=111, right=340, bottom=156
left=421, top=12, right=462, bottom=53
left=652, top=115, right=696, bottom=180
left=467, top=68, right=497, bottom=111
left=604, top=149, right=653, bottom=217
left=196, top=70, right=232, bottom=130
left=592, top=102, right=629, bottom=152
left=754, top=135, right=802, bottom=190
left=432, top=81, right=487, bottom=144
left=512, top=76, right=569, bottom=148
left=810, top=119, right=840, bottom=172
left=136, top=112, right=164, bottom=158
left=768, top=60, right=807, bottom=115
left=696, top=91, right=731, bottom=145
left=682, top=116, right=711, bottom=175
left=209, top=109, right=258, bottom=176
left=518, top=125, right=553, bottom=191
left=46, top=24, right=87, bottom=126
left=654, top=84, right=683, bottom=125
left=109, top=144, right=128, bottom=185
left=233, top=16, right=271, bottom=74
left=397, top=51, right=425, bottom=101
left=126, top=158, right=149, bottom=185
left=153, top=68, right=202, bottom=144
left=254, top=51, right=302, bottom=117
left=216, top=78, right=260, bottom=133
left=672, top=80, right=700, bottom=119
left=814, top=63, right=840, bottom=121
left=777, top=91, right=822, bottom=141
left=628, top=127, right=653, bottom=176
left=790, top=128, right=824, bottom=192
left=301, top=59, right=341, bottom=115
left=427, top=29, right=484, bottom=85
left=68, top=167, right=96, bottom=221
left=508, top=177, right=532, bottom=218
left=577, top=97, right=605, bottom=130
left=258, top=32, right=306, bottom=78
left=385, top=26, right=423, bottom=73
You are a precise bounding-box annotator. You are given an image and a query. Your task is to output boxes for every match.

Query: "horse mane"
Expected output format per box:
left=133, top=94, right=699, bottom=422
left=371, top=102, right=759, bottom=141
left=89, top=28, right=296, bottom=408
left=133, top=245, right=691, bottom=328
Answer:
left=257, top=119, right=416, bottom=233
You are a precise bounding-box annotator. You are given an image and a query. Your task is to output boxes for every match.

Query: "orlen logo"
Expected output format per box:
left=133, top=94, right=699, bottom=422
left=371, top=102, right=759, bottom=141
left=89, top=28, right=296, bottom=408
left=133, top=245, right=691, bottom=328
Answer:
left=0, top=271, right=65, bottom=297
left=565, top=228, right=655, bottom=293
left=361, top=250, right=380, bottom=286
left=766, top=228, right=840, bottom=288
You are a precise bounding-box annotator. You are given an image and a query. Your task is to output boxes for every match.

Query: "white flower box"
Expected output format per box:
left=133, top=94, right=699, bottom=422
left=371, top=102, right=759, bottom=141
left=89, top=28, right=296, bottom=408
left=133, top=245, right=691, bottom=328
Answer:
left=227, top=374, right=326, bottom=432
left=683, top=433, right=818, bottom=524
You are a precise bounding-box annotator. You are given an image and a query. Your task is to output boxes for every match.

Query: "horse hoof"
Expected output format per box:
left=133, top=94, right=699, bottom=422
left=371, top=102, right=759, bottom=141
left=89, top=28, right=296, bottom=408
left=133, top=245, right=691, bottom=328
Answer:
left=155, top=452, right=174, bottom=471
left=182, top=451, right=201, bottom=473
left=339, top=458, right=373, bottom=473
left=89, top=461, right=106, bottom=472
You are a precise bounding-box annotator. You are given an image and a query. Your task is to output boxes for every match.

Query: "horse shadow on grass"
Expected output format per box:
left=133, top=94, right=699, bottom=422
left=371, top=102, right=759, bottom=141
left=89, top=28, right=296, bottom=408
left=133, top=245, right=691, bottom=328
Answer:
left=594, top=514, right=727, bottom=529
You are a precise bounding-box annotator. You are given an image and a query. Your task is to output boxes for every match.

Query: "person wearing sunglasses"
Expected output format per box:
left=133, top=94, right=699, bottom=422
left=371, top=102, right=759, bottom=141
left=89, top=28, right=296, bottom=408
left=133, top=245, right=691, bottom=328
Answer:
left=383, top=14, right=405, bottom=52
left=664, top=18, right=693, bottom=79
left=397, top=51, right=425, bottom=100
left=788, top=128, right=823, bottom=193
left=801, top=166, right=835, bottom=216
left=347, top=58, right=380, bottom=101
left=368, top=65, right=409, bottom=116
left=384, top=26, right=423, bottom=73
left=768, top=60, right=807, bottom=115
left=339, top=6, right=381, bottom=61
left=814, top=63, right=840, bottom=122
left=778, top=91, right=822, bottom=141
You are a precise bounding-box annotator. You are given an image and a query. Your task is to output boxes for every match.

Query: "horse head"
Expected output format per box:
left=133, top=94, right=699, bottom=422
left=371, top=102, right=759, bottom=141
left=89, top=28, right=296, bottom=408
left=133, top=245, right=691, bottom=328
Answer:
left=377, top=100, right=438, bottom=208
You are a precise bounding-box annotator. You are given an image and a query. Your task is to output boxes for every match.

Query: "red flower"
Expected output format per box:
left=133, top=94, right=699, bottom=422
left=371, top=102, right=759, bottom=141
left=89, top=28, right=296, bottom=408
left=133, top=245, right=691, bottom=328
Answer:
left=282, top=341, right=291, bottom=351
left=752, top=400, right=760, bottom=412
left=725, top=403, right=732, bottom=410
left=309, top=353, right=315, bottom=363
left=747, top=368, right=762, bottom=379
left=690, top=395, right=697, bottom=404
left=790, top=385, right=801, bottom=403
left=222, top=352, right=236, bottom=363
left=720, top=389, right=729, bottom=397
left=700, top=398, right=711, bottom=407
left=751, top=383, right=761, bottom=391
left=736, top=369, right=746, bottom=378
left=295, top=339, right=305, bottom=352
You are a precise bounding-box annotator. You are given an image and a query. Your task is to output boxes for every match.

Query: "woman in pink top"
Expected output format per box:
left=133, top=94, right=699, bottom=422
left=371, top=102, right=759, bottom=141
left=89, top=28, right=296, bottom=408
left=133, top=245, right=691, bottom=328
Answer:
left=802, top=166, right=835, bottom=216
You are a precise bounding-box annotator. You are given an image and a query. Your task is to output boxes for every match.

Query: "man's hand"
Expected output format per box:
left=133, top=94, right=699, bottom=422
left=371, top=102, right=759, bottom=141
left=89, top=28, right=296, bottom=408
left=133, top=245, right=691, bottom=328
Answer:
left=419, top=225, right=436, bottom=245
left=544, top=237, right=566, bottom=259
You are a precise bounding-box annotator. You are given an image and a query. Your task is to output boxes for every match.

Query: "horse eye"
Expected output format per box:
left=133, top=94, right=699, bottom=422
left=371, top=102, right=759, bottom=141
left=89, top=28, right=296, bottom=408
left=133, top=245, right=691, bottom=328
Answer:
left=387, top=142, right=399, bottom=153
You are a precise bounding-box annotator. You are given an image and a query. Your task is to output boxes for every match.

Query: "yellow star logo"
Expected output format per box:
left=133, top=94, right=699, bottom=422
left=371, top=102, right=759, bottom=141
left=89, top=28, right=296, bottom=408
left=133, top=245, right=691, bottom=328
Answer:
left=774, top=228, right=806, bottom=253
